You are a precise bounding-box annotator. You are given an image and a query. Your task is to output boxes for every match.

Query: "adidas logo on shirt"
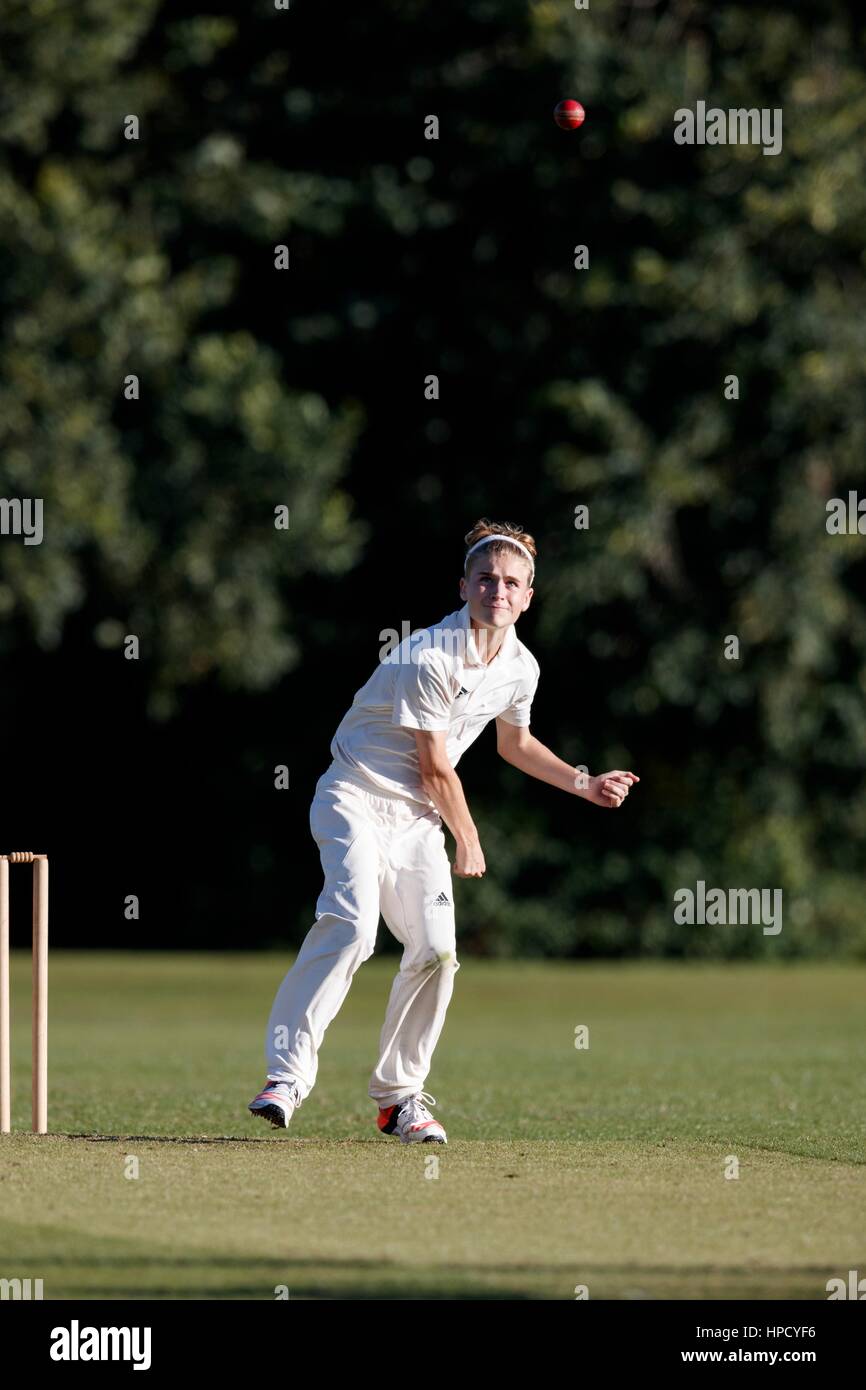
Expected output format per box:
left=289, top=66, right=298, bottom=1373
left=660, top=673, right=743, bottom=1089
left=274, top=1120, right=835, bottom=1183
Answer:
left=425, top=891, right=452, bottom=913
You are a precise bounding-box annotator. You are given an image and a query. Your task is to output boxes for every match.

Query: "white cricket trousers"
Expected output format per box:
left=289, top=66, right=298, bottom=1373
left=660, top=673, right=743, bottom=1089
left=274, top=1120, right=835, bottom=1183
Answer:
left=264, top=761, right=460, bottom=1109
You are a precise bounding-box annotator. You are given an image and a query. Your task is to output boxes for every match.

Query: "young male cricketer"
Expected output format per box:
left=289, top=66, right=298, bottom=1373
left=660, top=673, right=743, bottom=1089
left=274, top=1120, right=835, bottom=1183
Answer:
left=249, top=521, right=639, bottom=1143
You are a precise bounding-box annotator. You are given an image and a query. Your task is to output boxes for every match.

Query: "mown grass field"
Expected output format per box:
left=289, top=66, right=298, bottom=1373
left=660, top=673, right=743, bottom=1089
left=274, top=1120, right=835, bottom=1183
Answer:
left=1, top=954, right=863, bottom=1299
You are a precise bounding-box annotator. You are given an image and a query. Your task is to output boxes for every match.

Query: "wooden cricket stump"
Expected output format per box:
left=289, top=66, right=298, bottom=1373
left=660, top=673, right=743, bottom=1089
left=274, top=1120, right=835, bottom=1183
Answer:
left=0, top=853, right=48, bottom=1134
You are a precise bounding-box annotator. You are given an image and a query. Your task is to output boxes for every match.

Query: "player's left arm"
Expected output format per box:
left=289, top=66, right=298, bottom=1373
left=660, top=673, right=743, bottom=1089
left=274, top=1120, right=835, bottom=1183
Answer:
left=495, top=718, right=639, bottom=808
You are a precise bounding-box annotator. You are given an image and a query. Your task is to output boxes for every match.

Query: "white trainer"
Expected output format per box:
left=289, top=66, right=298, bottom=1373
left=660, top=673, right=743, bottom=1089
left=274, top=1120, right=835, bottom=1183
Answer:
left=377, top=1090, right=447, bottom=1145
left=248, top=1079, right=302, bottom=1129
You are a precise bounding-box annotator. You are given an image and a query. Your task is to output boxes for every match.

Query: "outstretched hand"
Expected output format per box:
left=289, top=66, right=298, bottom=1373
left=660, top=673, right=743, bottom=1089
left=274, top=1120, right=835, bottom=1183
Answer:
left=584, top=770, right=639, bottom=808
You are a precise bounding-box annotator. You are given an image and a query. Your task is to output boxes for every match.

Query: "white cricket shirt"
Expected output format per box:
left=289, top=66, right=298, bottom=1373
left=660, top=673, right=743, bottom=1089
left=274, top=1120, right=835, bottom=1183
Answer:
left=327, top=602, right=540, bottom=807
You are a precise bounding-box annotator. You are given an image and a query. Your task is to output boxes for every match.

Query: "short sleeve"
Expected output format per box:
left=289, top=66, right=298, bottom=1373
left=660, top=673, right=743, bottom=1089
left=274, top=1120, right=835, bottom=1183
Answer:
left=391, top=649, right=452, bottom=731
left=498, top=665, right=539, bottom=727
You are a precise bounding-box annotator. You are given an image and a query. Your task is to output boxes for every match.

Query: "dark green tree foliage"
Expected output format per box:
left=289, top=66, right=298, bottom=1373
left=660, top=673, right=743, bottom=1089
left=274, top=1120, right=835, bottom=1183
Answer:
left=0, top=0, right=367, bottom=713
left=0, top=1, right=864, bottom=954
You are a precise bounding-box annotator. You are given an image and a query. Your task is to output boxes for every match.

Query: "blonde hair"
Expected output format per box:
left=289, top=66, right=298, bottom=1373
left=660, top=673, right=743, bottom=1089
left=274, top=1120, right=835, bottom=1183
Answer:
left=463, top=517, right=537, bottom=584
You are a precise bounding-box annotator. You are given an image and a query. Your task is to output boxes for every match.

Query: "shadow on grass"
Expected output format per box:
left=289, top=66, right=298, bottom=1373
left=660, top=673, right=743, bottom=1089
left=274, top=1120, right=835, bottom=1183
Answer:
left=58, top=1133, right=390, bottom=1144
left=6, top=1255, right=840, bottom=1300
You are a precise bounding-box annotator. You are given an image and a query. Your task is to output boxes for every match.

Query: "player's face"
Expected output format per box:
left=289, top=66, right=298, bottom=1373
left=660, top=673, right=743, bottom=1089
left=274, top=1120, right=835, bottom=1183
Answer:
left=459, top=555, right=533, bottom=652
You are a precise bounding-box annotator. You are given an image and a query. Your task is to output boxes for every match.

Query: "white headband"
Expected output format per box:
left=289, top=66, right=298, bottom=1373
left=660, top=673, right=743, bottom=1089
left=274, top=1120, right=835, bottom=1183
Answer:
left=465, top=534, right=535, bottom=578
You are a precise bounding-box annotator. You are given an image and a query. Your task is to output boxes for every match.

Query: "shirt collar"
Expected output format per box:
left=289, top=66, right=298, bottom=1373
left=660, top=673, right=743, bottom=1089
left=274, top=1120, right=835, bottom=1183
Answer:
left=456, top=603, right=518, bottom=669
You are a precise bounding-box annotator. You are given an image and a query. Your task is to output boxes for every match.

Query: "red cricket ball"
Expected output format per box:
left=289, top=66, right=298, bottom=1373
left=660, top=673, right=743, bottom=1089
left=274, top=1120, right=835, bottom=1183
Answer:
left=554, top=99, right=585, bottom=131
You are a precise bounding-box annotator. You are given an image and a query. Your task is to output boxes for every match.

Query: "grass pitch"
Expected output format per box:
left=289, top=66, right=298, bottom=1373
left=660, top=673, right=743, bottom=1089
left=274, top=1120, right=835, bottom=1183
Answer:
left=1, top=954, right=863, bottom=1299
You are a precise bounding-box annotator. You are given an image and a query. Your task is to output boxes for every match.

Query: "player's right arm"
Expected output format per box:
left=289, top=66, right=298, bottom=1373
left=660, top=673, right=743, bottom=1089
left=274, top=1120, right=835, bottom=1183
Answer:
left=413, top=730, right=486, bottom=878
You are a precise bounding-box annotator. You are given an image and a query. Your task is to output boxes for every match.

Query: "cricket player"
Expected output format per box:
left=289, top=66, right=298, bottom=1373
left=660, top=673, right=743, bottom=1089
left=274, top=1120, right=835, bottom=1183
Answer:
left=249, top=519, right=639, bottom=1143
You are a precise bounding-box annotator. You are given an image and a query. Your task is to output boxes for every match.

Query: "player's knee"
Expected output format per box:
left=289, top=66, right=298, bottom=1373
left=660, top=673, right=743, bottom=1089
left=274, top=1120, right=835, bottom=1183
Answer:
left=407, top=947, right=459, bottom=975
left=314, top=912, right=377, bottom=957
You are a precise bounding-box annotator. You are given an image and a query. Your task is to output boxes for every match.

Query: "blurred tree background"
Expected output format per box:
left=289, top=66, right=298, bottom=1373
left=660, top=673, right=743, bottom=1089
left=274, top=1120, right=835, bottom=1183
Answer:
left=1, top=0, right=865, bottom=956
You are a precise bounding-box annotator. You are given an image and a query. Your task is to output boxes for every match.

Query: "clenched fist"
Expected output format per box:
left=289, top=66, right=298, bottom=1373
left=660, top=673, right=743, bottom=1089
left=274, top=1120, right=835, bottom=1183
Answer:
left=584, top=770, right=640, bottom=809
left=453, top=840, right=486, bottom=878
